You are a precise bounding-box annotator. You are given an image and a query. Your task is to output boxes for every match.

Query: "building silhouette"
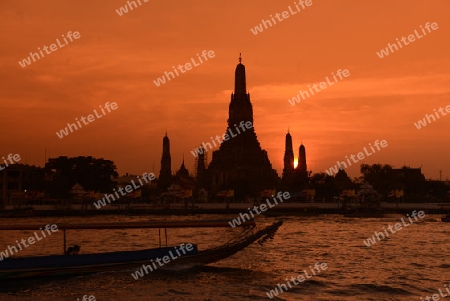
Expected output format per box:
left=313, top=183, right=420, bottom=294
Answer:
left=282, top=131, right=308, bottom=190
left=0, top=164, right=45, bottom=209
left=206, top=55, right=279, bottom=197
left=158, top=132, right=172, bottom=190
left=175, top=156, right=189, bottom=178
left=282, top=131, right=295, bottom=181
left=194, top=146, right=208, bottom=190
left=298, top=144, right=307, bottom=173
left=173, top=156, right=195, bottom=193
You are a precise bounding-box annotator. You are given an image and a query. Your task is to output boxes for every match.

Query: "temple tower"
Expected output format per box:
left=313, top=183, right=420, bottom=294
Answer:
left=176, top=155, right=189, bottom=178
left=282, top=131, right=295, bottom=180
left=298, top=144, right=307, bottom=173
left=195, top=146, right=208, bottom=189
left=207, top=55, right=279, bottom=197
left=158, top=132, right=172, bottom=190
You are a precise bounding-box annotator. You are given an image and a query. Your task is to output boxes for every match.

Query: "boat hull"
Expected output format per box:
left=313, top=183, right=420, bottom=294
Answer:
left=0, top=245, right=197, bottom=280
left=162, top=220, right=283, bottom=269
left=0, top=220, right=284, bottom=280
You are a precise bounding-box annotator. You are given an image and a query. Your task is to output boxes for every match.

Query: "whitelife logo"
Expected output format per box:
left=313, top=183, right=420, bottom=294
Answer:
left=93, top=172, right=155, bottom=209
left=190, top=121, right=253, bottom=157
left=55, top=102, right=118, bottom=139
left=414, top=105, right=450, bottom=129
left=0, top=153, right=21, bottom=170
left=153, top=50, right=215, bottom=87
left=0, top=224, right=58, bottom=261
left=420, top=284, right=450, bottom=301
left=18, top=31, right=81, bottom=68
left=363, top=211, right=425, bottom=247
left=325, top=140, right=388, bottom=176
left=228, top=192, right=290, bottom=228
left=115, top=0, right=149, bottom=16
left=250, top=0, right=313, bottom=35
left=131, top=243, right=194, bottom=279
left=376, top=22, right=439, bottom=59
left=287, top=69, right=350, bottom=106
left=266, top=262, right=328, bottom=299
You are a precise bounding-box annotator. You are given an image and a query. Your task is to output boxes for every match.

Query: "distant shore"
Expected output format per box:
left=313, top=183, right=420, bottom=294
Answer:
left=1, top=202, right=449, bottom=218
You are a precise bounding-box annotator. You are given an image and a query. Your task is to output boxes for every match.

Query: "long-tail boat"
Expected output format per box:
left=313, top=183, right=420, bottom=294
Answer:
left=0, top=219, right=282, bottom=280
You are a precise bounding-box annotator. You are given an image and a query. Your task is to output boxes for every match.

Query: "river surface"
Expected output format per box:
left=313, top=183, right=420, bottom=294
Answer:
left=0, top=214, right=448, bottom=301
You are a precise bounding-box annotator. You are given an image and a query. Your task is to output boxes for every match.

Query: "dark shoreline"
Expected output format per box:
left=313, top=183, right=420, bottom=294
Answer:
left=0, top=207, right=448, bottom=218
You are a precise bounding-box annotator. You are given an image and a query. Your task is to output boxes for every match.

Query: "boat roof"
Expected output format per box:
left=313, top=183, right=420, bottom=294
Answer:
left=0, top=219, right=256, bottom=230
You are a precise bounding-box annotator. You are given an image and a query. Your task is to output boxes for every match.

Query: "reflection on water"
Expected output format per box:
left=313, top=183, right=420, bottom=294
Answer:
left=0, top=214, right=448, bottom=300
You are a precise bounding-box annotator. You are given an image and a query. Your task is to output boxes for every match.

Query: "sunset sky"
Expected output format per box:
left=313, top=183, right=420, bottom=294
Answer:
left=1, top=0, right=449, bottom=180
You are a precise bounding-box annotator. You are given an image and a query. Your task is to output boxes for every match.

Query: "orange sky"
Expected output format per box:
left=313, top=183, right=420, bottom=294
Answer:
left=1, top=0, right=449, bottom=180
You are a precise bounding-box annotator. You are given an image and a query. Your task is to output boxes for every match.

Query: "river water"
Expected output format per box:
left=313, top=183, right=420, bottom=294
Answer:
left=0, top=214, right=448, bottom=301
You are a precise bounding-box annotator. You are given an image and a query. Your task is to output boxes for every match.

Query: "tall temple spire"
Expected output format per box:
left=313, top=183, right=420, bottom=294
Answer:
left=299, top=144, right=307, bottom=172
left=176, top=154, right=189, bottom=178
left=234, top=53, right=246, bottom=95
left=195, top=145, right=207, bottom=189
left=208, top=57, right=279, bottom=197
left=285, top=132, right=294, bottom=161
left=282, top=131, right=295, bottom=180
left=159, top=132, right=172, bottom=190
left=229, top=54, right=253, bottom=128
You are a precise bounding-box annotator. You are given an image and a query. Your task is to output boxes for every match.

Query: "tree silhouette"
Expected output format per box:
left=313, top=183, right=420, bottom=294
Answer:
left=45, top=156, right=118, bottom=198
left=360, top=164, right=426, bottom=196
left=309, top=172, right=337, bottom=201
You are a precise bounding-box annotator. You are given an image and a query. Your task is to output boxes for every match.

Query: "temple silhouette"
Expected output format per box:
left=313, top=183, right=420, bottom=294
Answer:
left=158, top=132, right=172, bottom=191
left=158, top=55, right=310, bottom=198
left=281, top=131, right=308, bottom=190
left=204, top=54, right=279, bottom=196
